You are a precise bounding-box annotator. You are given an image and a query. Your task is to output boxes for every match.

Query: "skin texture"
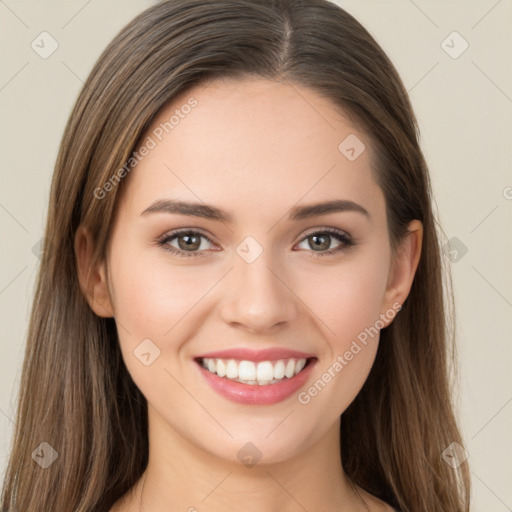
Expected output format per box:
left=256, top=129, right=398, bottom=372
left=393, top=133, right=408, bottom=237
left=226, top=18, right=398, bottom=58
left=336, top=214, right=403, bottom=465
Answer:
left=75, top=77, right=422, bottom=512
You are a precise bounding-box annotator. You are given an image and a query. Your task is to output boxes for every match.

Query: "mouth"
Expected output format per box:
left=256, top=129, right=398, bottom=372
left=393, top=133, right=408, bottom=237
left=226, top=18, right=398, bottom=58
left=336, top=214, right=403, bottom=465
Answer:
left=195, top=356, right=316, bottom=385
left=193, top=353, right=318, bottom=405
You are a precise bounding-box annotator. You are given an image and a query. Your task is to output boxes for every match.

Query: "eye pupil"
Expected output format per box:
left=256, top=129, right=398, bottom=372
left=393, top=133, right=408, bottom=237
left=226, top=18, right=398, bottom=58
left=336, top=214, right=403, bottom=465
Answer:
left=310, top=234, right=330, bottom=251
left=178, top=234, right=201, bottom=251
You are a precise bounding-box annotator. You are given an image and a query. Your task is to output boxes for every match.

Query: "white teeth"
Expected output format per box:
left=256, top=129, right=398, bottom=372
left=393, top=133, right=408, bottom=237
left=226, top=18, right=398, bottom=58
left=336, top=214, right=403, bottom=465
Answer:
left=239, top=361, right=256, bottom=381
left=226, top=359, right=238, bottom=379
left=200, top=357, right=309, bottom=385
left=256, top=361, right=274, bottom=381
left=274, top=360, right=285, bottom=379
left=295, top=359, right=306, bottom=373
left=285, top=359, right=296, bottom=378
left=217, top=359, right=226, bottom=377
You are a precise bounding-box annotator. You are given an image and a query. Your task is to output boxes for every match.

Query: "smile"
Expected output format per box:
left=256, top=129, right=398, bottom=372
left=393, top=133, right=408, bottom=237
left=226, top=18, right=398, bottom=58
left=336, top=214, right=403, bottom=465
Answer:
left=199, top=357, right=308, bottom=385
left=194, top=351, right=317, bottom=405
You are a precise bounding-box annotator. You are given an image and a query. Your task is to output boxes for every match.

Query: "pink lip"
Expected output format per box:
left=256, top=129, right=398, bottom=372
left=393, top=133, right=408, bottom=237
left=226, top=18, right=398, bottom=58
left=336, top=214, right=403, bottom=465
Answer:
left=194, top=347, right=315, bottom=362
left=195, top=357, right=317, bottom=406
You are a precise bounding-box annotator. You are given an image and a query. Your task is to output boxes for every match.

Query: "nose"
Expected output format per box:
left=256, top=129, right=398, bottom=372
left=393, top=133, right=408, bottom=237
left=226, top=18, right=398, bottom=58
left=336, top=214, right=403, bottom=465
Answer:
left=219, top=247, right=299, bottom=334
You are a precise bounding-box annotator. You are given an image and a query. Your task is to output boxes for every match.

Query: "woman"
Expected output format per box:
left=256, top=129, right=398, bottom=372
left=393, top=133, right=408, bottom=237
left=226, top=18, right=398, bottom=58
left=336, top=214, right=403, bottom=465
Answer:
left=1, top=0, right=470, bottom=510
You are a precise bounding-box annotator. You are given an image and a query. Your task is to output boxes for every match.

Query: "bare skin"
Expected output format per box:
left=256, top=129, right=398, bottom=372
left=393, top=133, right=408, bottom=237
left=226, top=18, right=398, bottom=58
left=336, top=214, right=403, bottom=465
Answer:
left=76, top=76, right=420, bottom=512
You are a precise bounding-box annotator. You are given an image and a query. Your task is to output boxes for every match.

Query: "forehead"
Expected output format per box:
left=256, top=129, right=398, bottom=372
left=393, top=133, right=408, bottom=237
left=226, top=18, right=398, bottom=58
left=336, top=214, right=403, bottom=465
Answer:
left=119, top=77, right=383, bottom=224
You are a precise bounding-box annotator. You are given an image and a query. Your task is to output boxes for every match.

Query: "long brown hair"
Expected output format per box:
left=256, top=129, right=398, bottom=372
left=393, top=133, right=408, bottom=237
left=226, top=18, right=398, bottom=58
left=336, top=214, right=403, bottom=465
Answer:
left=1, top=1, right=470, bottom=510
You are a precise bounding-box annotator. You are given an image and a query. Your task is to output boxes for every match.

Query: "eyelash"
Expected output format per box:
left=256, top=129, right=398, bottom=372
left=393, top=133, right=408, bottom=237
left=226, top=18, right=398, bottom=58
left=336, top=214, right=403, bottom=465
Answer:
left=156, top=227, right=355, bottom=259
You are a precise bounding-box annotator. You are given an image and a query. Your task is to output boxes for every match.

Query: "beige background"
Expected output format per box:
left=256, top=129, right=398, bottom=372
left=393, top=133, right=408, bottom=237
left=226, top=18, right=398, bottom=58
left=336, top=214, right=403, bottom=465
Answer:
left=0, top=1, right=511, bottom=510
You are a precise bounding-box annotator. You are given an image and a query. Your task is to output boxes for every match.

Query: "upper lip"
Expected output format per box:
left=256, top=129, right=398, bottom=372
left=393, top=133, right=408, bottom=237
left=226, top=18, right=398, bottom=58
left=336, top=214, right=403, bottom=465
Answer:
left=194, top=347, right=316, bottom=362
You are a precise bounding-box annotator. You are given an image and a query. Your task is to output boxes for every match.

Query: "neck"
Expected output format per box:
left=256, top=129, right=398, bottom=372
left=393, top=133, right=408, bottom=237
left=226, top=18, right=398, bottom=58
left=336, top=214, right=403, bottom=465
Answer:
left=116, top=407, right=369, bottom=512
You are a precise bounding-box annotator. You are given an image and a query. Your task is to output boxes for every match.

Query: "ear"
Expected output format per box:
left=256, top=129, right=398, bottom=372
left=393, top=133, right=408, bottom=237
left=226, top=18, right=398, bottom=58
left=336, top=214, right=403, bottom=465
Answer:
left=74, top=225, right=114, bottom=318
left=380, top=220, right=423, bottom=326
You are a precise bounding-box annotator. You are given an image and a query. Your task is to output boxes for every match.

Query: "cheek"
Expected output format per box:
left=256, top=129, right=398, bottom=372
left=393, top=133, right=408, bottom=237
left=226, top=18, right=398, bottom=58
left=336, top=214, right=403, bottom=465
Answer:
left=108, top=248, right=211, bottom=405
left=109, top=245, right=210, bottom=338
left=296, top=250, right=389, bottom=414
left=107, top=243, right=231, bottom=390
left=305, top=249, right=390, bottom=349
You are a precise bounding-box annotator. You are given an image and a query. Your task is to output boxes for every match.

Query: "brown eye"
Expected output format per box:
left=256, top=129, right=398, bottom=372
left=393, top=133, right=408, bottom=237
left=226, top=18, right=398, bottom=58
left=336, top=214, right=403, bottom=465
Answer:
left=307, top=233, right=332, bottom=251
left=157, top=230, right=214, bottom=257
left=296, top=229, right=355, bottom=257
left=176, top=233, right=202, bottom=251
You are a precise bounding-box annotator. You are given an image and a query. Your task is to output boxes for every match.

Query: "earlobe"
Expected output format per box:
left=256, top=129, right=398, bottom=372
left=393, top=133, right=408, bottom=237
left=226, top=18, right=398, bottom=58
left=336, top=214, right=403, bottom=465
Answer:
left=74, top=225, right=115, bottom=318
left=381, top=220, right=423, bottom=325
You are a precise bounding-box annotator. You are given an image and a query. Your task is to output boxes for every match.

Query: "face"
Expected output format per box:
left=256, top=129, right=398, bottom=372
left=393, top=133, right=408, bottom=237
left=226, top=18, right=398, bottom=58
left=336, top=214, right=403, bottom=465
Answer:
left=80, top=77, right=420, bottom=465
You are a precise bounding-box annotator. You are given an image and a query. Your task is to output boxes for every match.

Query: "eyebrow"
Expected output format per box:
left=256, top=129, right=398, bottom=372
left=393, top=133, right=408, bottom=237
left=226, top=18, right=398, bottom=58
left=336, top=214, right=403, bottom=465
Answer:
left=140, top=198, right=370, bottom=223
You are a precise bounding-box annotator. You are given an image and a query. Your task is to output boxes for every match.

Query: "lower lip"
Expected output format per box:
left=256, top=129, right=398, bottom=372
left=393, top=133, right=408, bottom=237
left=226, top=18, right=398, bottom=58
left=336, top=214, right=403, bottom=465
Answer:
left=195, top=359, right=317, bottom=405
